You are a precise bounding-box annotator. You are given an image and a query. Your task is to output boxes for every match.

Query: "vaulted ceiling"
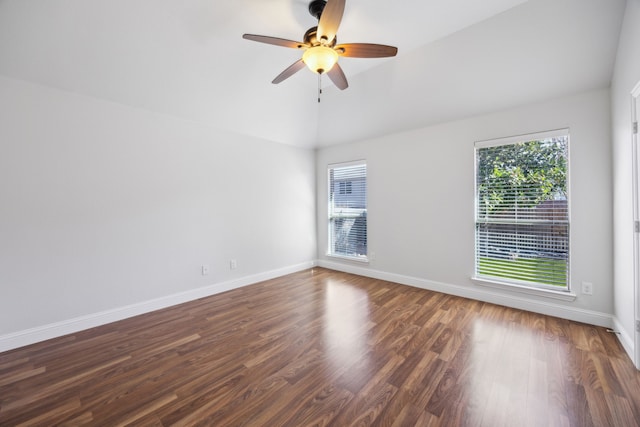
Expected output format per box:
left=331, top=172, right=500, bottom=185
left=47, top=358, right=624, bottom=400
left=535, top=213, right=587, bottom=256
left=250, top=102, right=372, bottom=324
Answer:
left=0, top=0, right=627, bottom=148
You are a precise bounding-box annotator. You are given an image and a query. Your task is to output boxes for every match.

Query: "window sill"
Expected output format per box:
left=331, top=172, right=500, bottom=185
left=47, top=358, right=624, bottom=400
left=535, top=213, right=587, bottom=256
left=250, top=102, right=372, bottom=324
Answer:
left=326, top=254, right=369, bottom=264
left=471, top=276, right=577, bottom=301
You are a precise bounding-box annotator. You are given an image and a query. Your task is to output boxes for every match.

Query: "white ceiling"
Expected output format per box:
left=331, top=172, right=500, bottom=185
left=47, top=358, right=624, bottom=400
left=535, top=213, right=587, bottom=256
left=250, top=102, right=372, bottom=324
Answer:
left=0, top=0, right=627, bottom=148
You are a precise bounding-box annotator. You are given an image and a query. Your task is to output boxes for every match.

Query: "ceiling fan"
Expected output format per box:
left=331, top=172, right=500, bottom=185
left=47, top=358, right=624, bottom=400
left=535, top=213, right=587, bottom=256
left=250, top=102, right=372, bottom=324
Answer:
left=242, top=0, right=398, bottom=93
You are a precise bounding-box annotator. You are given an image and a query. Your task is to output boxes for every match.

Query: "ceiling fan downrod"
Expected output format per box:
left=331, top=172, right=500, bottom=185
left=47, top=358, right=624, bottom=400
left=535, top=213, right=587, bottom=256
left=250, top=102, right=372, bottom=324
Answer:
left=308, top=0, right=327, bottom=20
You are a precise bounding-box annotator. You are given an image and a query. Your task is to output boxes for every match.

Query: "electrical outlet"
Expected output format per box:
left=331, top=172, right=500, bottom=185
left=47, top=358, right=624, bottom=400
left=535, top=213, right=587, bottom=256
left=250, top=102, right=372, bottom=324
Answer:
left=581, top=281, right=593, bottom=295
left=230, top=259, right=237, bottom=270
left=201, top=265, right=209, bottom=276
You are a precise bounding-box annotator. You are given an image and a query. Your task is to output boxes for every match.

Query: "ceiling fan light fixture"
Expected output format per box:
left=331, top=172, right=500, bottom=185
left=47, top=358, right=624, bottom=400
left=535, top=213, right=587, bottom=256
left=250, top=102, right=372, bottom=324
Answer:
left=243, top=0, right=397, bottom=92
left=302, top=46, right=338, bottom=74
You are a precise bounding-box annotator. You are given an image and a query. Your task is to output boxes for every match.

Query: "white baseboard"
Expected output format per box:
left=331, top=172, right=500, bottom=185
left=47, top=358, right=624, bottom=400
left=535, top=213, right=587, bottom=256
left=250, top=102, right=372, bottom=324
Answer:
left=317, top=260, right=614, bottom=328
left=0, top=261, right=315, bottom=353
left=2, top=260, right=621, bottom=357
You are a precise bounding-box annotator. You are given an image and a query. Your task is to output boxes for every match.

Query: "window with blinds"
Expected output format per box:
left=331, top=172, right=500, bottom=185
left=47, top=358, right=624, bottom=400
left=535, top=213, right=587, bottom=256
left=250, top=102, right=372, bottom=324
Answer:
left=474, top=130, right=569, bottom=290
left=328, top=161, right=367, bottom=261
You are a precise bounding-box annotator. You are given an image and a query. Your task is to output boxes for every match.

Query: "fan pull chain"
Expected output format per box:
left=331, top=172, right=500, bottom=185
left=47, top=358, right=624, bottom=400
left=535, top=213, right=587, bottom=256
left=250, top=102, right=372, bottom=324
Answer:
left=318, top=73, right=322, bottom=103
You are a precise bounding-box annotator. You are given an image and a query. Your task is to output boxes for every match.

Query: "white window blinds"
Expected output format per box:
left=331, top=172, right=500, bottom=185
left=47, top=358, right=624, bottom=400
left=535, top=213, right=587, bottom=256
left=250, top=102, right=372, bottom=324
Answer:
left=328, top=161, right=367, bottom=260
left=475, top=130, right=569, bottom=289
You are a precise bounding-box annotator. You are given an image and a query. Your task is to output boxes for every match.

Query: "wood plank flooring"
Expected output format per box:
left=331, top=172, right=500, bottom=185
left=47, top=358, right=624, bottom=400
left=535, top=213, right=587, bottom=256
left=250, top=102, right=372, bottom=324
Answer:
left=1, top=268, right=640, bottom=426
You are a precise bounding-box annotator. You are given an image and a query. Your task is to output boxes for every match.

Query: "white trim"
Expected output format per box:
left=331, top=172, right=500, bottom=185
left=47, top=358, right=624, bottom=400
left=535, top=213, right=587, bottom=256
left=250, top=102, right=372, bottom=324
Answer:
left=318, top=260, right=613, bottom=328
left=632, top=81, right=640, bottom=369
left=475, top=128, right=570, bottom=148
left=326, top=253, right=369, bottom=263
left=327, top=159, right=366, bottom=169
left=471, top=276, right=576, bottom=301
left=613, top=316, right=635, bottom=364
left=0, top=261, right=315, bottom=353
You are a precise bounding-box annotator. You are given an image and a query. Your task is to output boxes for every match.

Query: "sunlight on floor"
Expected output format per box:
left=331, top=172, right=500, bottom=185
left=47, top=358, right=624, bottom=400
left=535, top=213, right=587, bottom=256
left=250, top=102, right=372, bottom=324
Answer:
left=469, top=317, right=570, bottom=425
left=323, top=279, right=371, bottom=371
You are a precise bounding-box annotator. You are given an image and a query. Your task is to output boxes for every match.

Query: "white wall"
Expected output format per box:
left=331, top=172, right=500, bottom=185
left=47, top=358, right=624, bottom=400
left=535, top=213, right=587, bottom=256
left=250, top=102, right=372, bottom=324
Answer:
left=316, top=0, right=625, bottom=147
left=317, top=89, right=613, bottom=324
left=611, top=0, right=640, bottom=361
left=0, top=75, right=316, bottom=346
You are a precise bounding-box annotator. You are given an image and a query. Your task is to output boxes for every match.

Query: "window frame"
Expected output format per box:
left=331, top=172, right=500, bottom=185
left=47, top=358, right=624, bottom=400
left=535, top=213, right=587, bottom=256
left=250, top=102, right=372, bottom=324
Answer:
left=473, top=129, right=573, bottom=297
left=327, top=160, right=368, bottom=263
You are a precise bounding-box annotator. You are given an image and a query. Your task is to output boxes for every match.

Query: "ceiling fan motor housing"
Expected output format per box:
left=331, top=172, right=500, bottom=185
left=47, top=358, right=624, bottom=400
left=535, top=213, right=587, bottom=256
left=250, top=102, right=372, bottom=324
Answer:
left=303, top=26, right=336, bottom=48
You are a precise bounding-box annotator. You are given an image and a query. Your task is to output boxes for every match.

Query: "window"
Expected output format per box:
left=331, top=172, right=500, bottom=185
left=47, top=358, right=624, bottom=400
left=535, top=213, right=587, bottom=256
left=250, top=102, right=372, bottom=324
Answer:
left=474, top=129, right=569, bottom=290
left=339, top=181, right=352, bottom=195
left=328, top=161, right=367, bottom=261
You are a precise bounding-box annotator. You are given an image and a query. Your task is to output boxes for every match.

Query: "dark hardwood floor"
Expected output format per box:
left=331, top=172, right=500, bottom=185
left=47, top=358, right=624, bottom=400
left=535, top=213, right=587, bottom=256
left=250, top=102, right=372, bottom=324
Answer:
left=1, top=268, right=639, bottom=426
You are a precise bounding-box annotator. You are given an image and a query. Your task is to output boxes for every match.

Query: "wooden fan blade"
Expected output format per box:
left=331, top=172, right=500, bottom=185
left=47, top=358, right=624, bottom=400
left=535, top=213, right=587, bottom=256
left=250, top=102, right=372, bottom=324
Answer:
left=317, top=0, right=345, bottom=45
left=243, top=34, right=308, bottom=49
left=327, top=63, right=348, bottom=90
left=334, top=43, right=398, bottom=58
left=272, top=59, right=306, bottom=84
